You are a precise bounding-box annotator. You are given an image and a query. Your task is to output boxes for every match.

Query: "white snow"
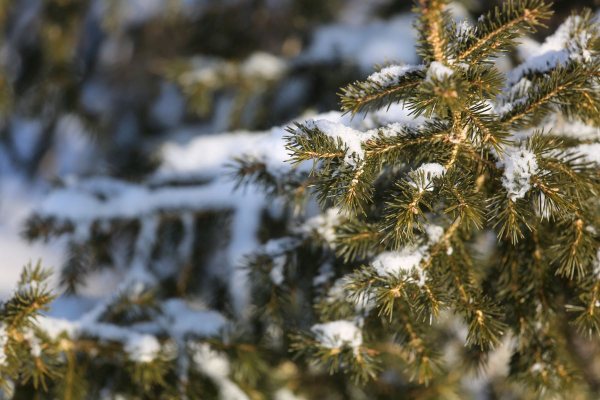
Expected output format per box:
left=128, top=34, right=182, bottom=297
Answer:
left=125, top=334, right=161, bottom=363
left=424, top=224, right=445, bottom=244
left=325, top=277, right=375, bottom=314
left=303, top=119, right=375, bottom=165
left=367, top=64, right=424, bottom=88
left=455, top=20, right=474, bottom=43
left=0, top=325, right=7, bottom=366
left=263, top=237, right=299, bottom=256
left=178, top=56, right=228, bottom=86
left=192, top=342, right=231, bottom=379
left=0, top=177, right=65, bottom=299
left=33, top=297, right=227, bottom=367
left=160, top=299, right=227, bottom=339
left=498, top=148, right=539, bottom=201
left=299, top=208, right=343, bottom=248
left=426, top=62, right=454, bottom=82
left=372, top=247, right=427, bottom=287
left=530, top=362, right=545, bottom=373
left=593, top=250, right=600, bottom=280
left=573, top=143, right=600, bottom=165
left=157, top=105, right=423, bottom=181
left=192, top=342, right=250, bottom=400
left=274, top=388, right=307, bottom=400
left=157, top=132, right=265, bottom=179
left=495, top=78, right=532, bottom=115
left=241, top=52, right=287, bottom=80
left=512, top=114, right=600, bottom=141
left=23, top=329, right=42, bottom=358
left=269, top=256, right=286, bottom=285
left=311, top=320, right=363, bottom=349
left=408, top=163, right=446, bottom=192
left=509, top=16, right=596, bottom=82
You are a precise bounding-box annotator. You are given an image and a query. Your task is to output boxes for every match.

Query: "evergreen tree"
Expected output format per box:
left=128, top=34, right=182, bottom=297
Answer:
left=236, top=0, right=600, bottom=397
left=5, top=0, right=600, bottom=399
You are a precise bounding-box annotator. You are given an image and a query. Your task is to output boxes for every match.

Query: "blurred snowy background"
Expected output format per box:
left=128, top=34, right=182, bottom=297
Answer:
left=0, top=0, right=598, bottom=330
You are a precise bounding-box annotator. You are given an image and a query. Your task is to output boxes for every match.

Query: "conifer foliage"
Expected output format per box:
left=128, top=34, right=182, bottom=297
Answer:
left=237, top=0, right=600, bottom=397
left=5, top=0, right=600, bottom=398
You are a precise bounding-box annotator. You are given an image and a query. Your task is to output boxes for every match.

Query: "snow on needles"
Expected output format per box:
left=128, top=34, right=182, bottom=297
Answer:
left=303, top=119, right=375, bottom=166
left=426, top=62, right=454, bottom=82
left=299, top=208, right=343, bottom=249
left=124, top=334, right=161, bottom=363
left=455, top=21, right=474, bottom=43
left=371, top=224, right=448, bottom=287
left=509, top=15, right=597, bottom=82
left=311, top=320, right=363, bottom=350
left=372, top=248, right=427, bottom=287
left=0, top=325, right=7, bottom=366
left=192, top=342, right=250, bottom=400
left=408, top=163, right=446, bottom=192
left=367, top=64, right=424, bottom=88
left=498, top=148, right=539, bottom=201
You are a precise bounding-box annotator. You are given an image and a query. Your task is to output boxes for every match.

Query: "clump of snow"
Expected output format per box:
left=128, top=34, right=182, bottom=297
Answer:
left=372, top=247, right=427, bottom=286
left=497, top=148, right=539, bottom=201
left=424, top=224, right=445, bottom=244
left=0, top=325, right=7, bottom=366
left=455, top=20, right=474, bottom=43
left=299, top=208, right=343, bottom=249
left=241, top=52, right=287, bottom=80
left=178, top=56, right=233, bottom=86
left=408, top=163, right=446, bottom=192
left=593, top=250, right=600, bottom=279
left=274, top=388, right=307, bottom=400
left=192, top=342, right=250, bottom=400
left=426, top=62, right=454, bottom=82
left=425, top=224, right=453, bottom=256
left=302, top=119, right=375, bottom=165
left=23, top=329, right=43, bottom=358
left=125, top=334, right=161, bottom=363
left=325, top=278, right=349, bottom=303
left=325, top=277, right=375, bottom=314
left=373, top=249, right=424, bottom=276
left=269, top=256, right=286, bottom=285
left=367, top=64, right=424, bottom=88
left=192, top=342, right=231, bottom=378
left=530, top=362, right=545, bottom=374
left=311, top=320, right=363, bottom=349
left=16, top=278, right=40, bottom=295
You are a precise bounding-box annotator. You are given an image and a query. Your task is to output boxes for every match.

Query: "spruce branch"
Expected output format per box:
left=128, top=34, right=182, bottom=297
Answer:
left=340, top=70, right=423, bottom=115
left=414, top=0, right=452, bottom=63
left=454, top=0, right=551, bottom=62
left=502, top=65, right=591, bottom=128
